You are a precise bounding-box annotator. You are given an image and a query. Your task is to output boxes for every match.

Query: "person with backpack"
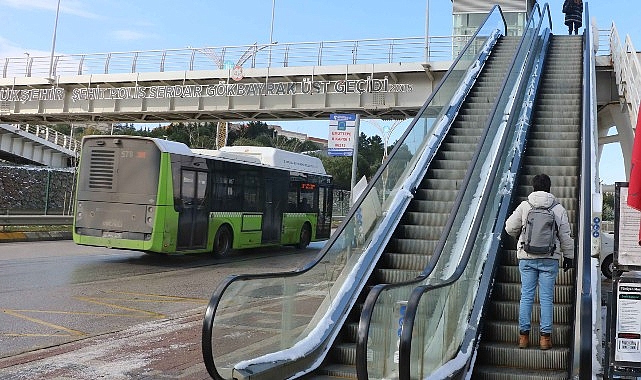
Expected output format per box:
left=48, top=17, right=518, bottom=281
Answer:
left=504, top=173, right=574, bottom=350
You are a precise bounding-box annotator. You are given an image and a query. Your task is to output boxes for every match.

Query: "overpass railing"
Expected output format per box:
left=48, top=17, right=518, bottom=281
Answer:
left=2, top=124, right=80, bottom=155
left=2, top=36, right=470, bottom=79
left=609, top=22, right=641, bottom=128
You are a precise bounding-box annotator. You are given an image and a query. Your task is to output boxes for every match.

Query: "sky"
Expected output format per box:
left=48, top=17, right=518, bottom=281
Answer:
left=0, top=0, right=638, bottom=184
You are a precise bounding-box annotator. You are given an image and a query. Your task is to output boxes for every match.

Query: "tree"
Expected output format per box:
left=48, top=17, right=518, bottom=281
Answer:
left=602, top=191, right=614, bottom=221
left=317, top=156, right=353, bottom=189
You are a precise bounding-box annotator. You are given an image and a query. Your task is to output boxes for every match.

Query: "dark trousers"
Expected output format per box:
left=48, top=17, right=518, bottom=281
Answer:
left=568, top=22, right=580, bottom=35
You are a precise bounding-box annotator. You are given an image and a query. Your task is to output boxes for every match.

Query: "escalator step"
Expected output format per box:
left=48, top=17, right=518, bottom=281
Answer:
left=376, top=268, right=422, bottom=283
left=382, top=252, right=432, bottom=270
left=312, top=364, right=357, bottom=379
left=402, top=210, right=452, bottom=225
left=476, top=342, right=569, bottom=370
left=491, top=283, right=575, bottom=303
left=495, top=265, right=575, bottom=286
left=387, top=238, right=438, bottom=255
left=473, top=365, right=568, bottom=380
left=481, top=321, right=572, bottom=346
left=422, top=167, right=468, bottom=180
left=405, top=200, right=454, bottom=214
left=487, top=301, right=574, bottom=325
left=412, top=189, right=457, bottom=202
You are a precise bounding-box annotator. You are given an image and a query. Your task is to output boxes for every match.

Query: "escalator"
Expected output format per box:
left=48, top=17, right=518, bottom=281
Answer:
left=355, top=3, right=599, bottom=378
left=201, top=7, right=516, bottom=380
left=304, top=36, right=519, bottom=379
left=471, top=34, right=583, bottom=379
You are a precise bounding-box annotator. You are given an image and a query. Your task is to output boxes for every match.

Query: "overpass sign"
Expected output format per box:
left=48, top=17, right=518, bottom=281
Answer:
left=328, top=113, right=357, bottom=157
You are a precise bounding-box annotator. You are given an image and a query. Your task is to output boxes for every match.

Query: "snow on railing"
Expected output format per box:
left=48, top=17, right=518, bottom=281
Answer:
left=610, top=22, right=641, bottom=127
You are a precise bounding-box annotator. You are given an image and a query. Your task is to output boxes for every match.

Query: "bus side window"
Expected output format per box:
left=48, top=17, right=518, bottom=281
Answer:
left=298, top=198, right=311, bottom=212
left=181, top=170, right=196, bottom=206
left=243, top=171, right=259, bottom=211
left=196, top=171, right=207, bottom=207
left=288, top=183, right=299, bottom=212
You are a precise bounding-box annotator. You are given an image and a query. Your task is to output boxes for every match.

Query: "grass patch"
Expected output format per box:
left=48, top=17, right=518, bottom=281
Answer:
left=0, top=225, right=72, bottom=233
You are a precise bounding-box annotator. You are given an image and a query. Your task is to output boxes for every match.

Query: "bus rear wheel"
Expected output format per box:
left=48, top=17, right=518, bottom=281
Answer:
left=213, top=225, right=233, bottom=257
left=296, top=223, right=311, bottom=249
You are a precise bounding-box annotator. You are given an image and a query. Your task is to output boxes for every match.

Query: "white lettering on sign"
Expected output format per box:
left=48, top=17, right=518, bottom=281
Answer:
left=0, top=88, right=64, bottom=102
left=1, top=75, right=413, bottom=105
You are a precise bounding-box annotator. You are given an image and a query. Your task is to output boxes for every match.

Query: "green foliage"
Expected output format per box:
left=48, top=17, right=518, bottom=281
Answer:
left=54, top=119, right=390, bottom=189
left=317, top=155, right=353, bottom=189
left=602, top=191, right=614, bottom=221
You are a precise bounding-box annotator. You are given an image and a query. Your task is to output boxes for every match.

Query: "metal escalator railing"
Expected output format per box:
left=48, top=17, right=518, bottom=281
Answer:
left=353, top=4, right=552, bottom=379
left=200, top=6, right=507, bottom=380
left=573, top=2, right=599, bottom=377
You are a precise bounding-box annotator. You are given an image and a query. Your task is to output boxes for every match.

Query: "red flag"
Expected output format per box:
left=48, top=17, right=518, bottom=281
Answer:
left=627, top=104, right=641, bottom=211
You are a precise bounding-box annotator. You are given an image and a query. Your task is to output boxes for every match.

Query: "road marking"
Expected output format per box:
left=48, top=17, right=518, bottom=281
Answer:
left=75, top=296, right=165, bottom=318
left=2, top=309, right=85, bottom=337
left=1, top=291, right=208, bottom=338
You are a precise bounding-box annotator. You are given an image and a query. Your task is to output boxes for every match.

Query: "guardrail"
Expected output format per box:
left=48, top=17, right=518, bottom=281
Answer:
left=2, top=35, right=468, bottom=79
left=0, top=215, right=73, bottom=226
left=5, top=124, right=81, bottom=155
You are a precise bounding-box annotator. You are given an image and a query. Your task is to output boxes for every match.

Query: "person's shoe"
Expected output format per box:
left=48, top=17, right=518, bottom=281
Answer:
left=518, top=330, right=529, bottom=349
left=540, top=332, right=552, bottom=350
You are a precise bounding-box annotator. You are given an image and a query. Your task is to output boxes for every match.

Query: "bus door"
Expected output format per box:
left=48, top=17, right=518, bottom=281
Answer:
left=262, top=174, right=288, bottom=243
left=176, top=169, right=208, bottom=249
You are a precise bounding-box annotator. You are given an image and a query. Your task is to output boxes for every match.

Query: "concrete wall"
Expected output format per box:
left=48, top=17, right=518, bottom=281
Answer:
left=0, top=165, right=76, bottom=214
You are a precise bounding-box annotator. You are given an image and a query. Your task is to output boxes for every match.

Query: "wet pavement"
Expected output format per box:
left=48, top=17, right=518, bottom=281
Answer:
left=0, top=236, right=620, bottom=379
left=0, top=308, right=209, bottom=379
left=0, top=239, right=322, bottom=379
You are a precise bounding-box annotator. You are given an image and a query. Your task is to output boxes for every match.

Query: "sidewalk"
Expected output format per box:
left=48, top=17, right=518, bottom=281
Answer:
left=0, top=308, right=210, bottom=380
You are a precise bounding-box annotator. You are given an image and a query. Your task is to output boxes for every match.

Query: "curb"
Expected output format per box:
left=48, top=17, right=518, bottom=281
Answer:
left=0, top=231, right=72, bottom=242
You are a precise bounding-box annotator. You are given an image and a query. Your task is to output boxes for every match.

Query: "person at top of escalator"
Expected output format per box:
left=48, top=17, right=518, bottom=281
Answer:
left=504, top=173, right=575, bottom=351
left=562, top=0, right=583, bottom=35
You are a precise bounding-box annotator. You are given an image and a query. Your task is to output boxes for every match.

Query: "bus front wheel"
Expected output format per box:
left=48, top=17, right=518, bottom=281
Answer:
left=213, top=225, right=233, bottom=257
left=297, top=223, right=311, bottom=249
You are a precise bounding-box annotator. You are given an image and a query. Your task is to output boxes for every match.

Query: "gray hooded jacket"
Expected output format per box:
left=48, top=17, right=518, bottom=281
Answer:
left=504, top=191, right=574, bottom=261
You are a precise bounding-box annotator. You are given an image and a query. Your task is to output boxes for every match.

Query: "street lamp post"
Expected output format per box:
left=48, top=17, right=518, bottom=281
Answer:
left=367, top=119, right=405, bottom=163
left=269, top=0, right=276, bottom=67
left=48, top=0, right=61, bottom=81
left=367, top=119, right=405, bottom=204
left=425, top=0, right=430, bottom=61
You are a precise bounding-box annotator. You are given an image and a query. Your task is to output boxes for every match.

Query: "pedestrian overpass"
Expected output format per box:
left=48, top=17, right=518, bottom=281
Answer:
left=0, top=37, right=451, bottom=124
left=0, top=27, right=637, bottom=172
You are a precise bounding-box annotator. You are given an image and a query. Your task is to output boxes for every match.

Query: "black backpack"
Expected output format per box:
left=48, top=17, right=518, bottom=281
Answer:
left=522, top=200, right=559, bottom=255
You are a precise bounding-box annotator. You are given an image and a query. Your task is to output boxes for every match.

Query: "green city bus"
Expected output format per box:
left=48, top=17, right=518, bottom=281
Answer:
left=73, top=135, right=333, bottom=256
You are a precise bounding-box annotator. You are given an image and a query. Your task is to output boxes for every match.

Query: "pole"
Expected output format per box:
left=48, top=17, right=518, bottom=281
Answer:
left=425, top=0, right=430, bottom=61
left=350, top=115, right=361, bottom=205
left=48, top=0, right=61, bottom=80
left=269, top=0, right=275, bottom=67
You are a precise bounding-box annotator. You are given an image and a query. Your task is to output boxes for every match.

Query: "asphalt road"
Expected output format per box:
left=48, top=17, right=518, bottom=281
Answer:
left=0, top=240, right=322, bottom=360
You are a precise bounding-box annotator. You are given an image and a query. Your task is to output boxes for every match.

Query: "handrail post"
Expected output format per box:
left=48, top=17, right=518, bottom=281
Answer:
left=104, top=53, right=111, bottom=74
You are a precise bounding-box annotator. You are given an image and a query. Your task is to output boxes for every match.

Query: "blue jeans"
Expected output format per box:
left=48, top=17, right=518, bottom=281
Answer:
left=518, top=258, right=559, bottom=334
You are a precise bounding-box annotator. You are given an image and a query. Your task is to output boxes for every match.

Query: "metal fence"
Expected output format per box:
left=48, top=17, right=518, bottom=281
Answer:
left=2, top=36, right=468, bottom=79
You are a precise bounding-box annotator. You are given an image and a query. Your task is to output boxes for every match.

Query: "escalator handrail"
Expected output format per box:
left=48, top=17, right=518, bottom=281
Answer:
left=395, top=3, right=554, bottom=379
left=201, top=6, right=508, bottom=380
left=573, top=2, right=596, bottom=378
